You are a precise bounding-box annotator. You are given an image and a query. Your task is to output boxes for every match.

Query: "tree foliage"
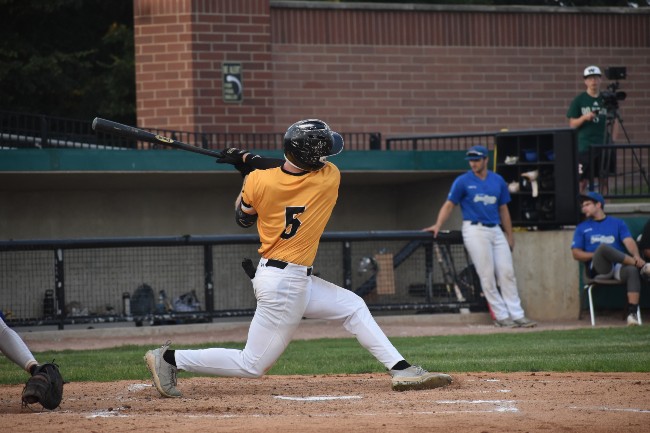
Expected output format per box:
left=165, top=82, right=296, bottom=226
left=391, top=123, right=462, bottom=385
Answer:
left=1, top=0, right=643, bottom=123
left=0, top=0, right=135, bottom=123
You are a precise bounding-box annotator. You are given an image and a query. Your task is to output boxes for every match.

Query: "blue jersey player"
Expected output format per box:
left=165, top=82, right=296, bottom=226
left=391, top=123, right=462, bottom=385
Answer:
left=424, top=145, right=536, bottom=328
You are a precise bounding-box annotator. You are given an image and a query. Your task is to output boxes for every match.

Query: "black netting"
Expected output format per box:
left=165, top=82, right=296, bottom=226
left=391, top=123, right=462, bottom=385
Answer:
left=0, top=232, right=486, bottom=327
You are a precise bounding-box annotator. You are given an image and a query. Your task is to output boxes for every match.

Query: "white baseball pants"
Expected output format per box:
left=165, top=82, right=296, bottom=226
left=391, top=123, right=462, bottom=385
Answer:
left=0, top=317, right=37, bottom=372
left=461, top=221, right=525, bottom=321
left=174, top=259, right=404, bottom=377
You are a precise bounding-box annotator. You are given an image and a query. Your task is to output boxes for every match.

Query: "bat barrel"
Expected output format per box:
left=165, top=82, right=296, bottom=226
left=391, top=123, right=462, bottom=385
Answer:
left=92, top=117, right=223, bottom=159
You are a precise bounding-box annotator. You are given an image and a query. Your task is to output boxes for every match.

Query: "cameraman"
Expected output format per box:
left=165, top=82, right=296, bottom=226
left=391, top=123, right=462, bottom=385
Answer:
left=567, top=65, right=618, bottom=196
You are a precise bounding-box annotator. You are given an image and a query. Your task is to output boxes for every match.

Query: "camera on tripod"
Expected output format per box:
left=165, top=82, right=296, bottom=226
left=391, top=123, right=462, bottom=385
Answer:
left=601, top=66, right=627, bottom=111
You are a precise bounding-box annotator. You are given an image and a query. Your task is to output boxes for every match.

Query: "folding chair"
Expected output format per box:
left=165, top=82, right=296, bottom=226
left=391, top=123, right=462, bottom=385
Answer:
left=583, top=267, right=642, bottom=326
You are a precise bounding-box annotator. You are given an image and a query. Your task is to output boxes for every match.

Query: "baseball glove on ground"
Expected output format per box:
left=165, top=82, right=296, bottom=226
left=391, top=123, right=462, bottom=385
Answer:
left=21, top=362, right=64, bottom=410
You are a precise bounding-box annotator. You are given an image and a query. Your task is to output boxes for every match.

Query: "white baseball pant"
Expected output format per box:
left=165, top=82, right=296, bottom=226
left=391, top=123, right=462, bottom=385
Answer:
left=0, top=317, right=38, bottom=372
left=461, top=221, right=525, bottom=321
left=174, top=258, right=404, bottom=377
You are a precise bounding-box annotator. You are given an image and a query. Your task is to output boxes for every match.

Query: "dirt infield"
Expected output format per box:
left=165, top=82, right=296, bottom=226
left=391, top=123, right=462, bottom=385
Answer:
left=2, top=373, right=649, bottom=432
left=3, top=314, right=650, bottom=432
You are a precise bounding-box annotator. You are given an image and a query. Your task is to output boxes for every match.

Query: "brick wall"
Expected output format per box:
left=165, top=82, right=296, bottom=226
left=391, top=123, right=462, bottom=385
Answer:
left=134, top=0, right=274, bottom=132
left=134, top=1, right=650, bottom=145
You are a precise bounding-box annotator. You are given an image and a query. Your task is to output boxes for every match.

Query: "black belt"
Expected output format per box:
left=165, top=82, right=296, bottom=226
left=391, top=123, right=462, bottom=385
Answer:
left=470, top=221, right=497, bottom=228
left=266, top=259, right=313, bottom=276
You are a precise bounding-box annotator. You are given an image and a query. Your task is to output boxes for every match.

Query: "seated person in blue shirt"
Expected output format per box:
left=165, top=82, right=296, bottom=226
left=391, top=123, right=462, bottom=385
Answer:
left=571, top=191, right=649, bottom=326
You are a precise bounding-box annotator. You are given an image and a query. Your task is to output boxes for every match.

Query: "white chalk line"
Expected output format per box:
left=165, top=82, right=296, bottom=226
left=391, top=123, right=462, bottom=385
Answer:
left=274, top=395, right=363, bottom=401
left=569, top=406, right=650, bottom=414
left=86, top=407, right=130, bottom=418
left=435, top=399, right=519, bottom=413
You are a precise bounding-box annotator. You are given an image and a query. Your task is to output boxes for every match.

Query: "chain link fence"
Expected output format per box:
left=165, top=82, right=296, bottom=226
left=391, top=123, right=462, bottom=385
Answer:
left=0, top=231, right=487, bottom=329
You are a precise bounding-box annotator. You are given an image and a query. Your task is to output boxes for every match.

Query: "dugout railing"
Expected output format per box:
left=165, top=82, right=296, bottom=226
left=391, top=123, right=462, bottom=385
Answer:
left=0, top=231, right=487, bottom=329
left=385, top=131, right=497, bottom=151
left=3, top=111, right=647, bottom=199
left=386, top=133, right=650, bottom=199
left=585, top=144, right=650, bottom=198
left=0, top=110, right=381, bottom=152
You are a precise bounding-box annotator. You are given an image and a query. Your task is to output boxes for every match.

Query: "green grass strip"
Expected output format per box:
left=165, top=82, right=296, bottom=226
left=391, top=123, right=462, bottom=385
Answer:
left=0, top=326, right=648, bottom=385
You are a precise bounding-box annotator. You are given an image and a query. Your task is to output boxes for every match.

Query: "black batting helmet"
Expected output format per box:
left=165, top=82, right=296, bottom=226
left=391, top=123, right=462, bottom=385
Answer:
left=283, top=119, right=344, bottom=172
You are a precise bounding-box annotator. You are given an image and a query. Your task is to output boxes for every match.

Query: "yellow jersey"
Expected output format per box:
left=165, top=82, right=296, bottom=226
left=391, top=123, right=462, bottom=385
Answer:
left=241, top=162, right=340, bottom=266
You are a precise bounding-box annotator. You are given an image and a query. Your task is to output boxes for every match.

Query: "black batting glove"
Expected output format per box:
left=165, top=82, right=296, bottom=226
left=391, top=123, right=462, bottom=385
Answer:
left=216, top=147, right=249, bottom=165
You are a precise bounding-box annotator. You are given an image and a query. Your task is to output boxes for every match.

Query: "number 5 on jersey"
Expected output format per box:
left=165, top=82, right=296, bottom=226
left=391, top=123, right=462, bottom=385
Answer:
left=281, top=206, right=306, bottom=239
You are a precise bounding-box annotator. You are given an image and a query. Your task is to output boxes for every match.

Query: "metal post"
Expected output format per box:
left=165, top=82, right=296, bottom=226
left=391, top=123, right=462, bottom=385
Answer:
left=54, top=249, right=65, bottom=330
left=343, top=241, right=352, bottom=290
left=204, top=245, right=214, bottom=322
left=424, top=243, right=434, bottom=303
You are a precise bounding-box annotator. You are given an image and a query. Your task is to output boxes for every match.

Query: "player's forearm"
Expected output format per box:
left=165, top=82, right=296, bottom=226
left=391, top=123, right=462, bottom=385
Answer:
left=243, top=153, right=284, bottom=169
left=234, top=177, right=246, bottom=210
left=499, top=205, right=515, bottom=248
left=434, top=201, right=455, bottom=227
left=572, top=248, right=592, bottom=262
left=498, top=205, right=512, bottom=235
left=234, top=192, right=243, bottom=210
left=623, top=238, right=642, bottom=262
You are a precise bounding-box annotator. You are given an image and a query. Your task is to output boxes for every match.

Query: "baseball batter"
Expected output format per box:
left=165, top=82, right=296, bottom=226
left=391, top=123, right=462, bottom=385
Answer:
left=145, top=119, right=452, bottom=396
left=424, top=145, right=536, bottom=328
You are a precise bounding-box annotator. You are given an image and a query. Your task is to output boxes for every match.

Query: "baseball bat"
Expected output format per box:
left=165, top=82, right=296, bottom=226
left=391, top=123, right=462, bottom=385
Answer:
left=433, top=242, right=466, bottom=303
left=92, top=117, right=223, bottom=158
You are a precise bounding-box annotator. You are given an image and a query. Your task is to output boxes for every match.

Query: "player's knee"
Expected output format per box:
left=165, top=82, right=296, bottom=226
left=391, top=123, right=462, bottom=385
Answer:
left=241, top=360, right=272, bottom=378
left=245, top=369, right=265, bottom=379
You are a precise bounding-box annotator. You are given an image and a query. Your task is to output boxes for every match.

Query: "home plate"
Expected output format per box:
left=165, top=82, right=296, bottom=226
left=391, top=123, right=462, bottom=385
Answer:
left=275, top=395, right=363, bottom=401
left=128, top=383, right=153, bottom=392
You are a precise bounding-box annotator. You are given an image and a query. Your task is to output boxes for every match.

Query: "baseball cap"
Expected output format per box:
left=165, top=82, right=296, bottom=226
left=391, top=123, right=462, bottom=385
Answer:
left=583, top=65, right=602, bottom=78
left=465, top=145, right=489, bottom=160
left=579, top=191, right=605, bottom=207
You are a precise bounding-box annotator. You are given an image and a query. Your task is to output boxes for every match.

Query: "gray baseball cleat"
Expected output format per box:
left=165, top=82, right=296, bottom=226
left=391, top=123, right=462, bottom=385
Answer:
left=389, top=365, right=452, bottom=391
left=494, top=318, right=517, bottom=328
left=144, top=340, right=182, bottom=398
left=513, top=317, right=537, bottom=328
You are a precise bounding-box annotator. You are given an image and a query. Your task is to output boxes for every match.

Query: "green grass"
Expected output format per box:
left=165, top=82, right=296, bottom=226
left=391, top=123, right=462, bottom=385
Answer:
left=1, top=327, right=649, bottom=385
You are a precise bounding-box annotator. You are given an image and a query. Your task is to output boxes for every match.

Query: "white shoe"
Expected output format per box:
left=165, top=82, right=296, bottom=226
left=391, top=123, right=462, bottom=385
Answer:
left=389, top=365, right=452, bottom=391
left=144, top=340, right=182, bottom=397
left=627, top=313, right=640, bottom=327
left=640, top=263, right=650, bottom=279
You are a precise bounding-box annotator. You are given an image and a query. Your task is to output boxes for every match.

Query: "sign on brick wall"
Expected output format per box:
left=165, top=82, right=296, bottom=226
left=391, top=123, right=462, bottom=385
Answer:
left=222, top=63, right=243, bottom=103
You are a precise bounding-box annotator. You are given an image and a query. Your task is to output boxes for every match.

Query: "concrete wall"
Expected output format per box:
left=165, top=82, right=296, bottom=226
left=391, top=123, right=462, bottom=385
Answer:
left=0, top=172, right=458, bottom=239
left=3, top=172, right=647, bottom=322
left=512, top=229, right=580, bottom=321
